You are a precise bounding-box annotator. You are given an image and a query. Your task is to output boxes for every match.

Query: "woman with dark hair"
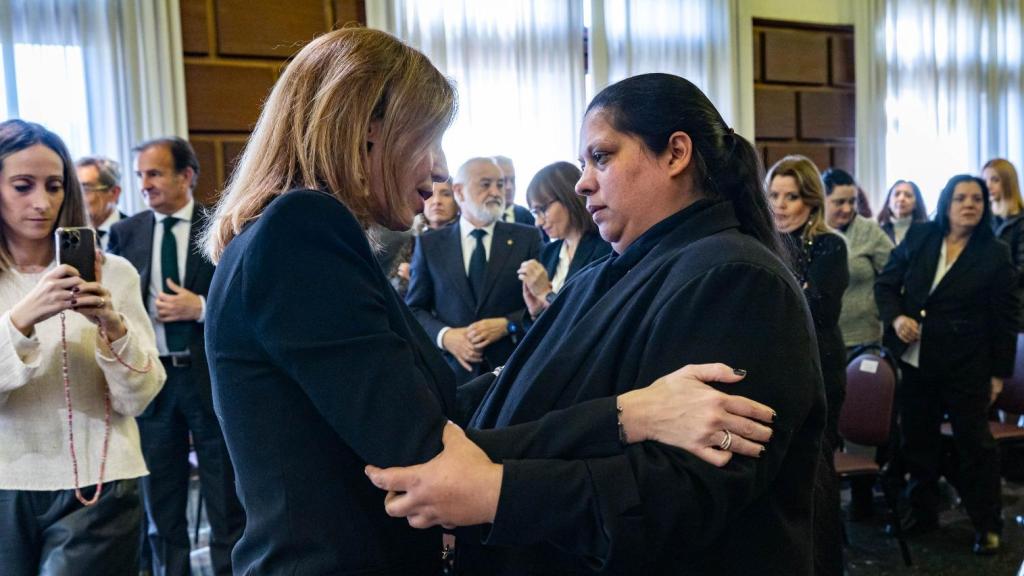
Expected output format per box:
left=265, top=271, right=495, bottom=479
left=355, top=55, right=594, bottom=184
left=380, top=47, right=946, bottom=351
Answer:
left=822, top=167, right=894, bottom=352
left=517, top=161, right=611, bottom=320
left=203, top=32, right=775, bottom=575
left=0, top=120, right=164, bottom=574
left=368, top=72, right=825, bottom=574
left=878, top=179, right=928, bottom=244
left=875, top=174, right=1017, bottom=555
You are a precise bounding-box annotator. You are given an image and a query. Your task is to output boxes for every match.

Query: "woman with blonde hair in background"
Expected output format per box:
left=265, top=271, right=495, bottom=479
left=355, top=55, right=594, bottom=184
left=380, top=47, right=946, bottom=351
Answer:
left=767, top=154, right=849, bottom=575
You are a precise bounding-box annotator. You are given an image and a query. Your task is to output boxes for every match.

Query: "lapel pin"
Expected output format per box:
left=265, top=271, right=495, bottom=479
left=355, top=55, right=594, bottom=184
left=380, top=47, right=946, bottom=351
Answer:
left=507, top=239, right=514, bottom=246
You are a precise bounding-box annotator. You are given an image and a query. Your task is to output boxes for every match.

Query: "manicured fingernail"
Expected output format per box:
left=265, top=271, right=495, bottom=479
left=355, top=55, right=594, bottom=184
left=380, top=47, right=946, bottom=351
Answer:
left=733, top=368, right=747, bottom=376
left=71, top=287, right=80, bottom=293
left=771, top=410, right=778, bottom=423
left=70, top=299, right=77, bottom=306
left=759, top=446, right=767, bottom=457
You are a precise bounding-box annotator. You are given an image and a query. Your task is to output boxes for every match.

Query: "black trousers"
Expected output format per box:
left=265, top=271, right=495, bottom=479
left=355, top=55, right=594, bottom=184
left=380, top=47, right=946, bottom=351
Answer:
left=138, top=363, right=244, bottom=576
left=0, top=479, right=141, bottom=576
left=899, top=363, right=1002, bottom=534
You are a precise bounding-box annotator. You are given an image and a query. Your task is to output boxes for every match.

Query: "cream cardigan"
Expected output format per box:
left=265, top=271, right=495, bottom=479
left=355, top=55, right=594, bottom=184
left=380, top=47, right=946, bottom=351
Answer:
left=0, top=255, right=165, bottom=490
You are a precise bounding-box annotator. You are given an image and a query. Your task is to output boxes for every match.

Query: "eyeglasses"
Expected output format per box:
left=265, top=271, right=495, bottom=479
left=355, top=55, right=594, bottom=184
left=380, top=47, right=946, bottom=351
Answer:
left=530, top=200, right=558, bottom=218
left=82, top=184, right=111, bottom=193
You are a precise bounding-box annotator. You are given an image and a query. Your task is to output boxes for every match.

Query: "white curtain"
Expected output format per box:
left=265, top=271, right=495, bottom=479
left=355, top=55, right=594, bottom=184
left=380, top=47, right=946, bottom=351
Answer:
left=0, top=0, right=187, bottom=215
left=370, top=0, right=586, bottom=204
left=588, top=0, right=741, bottom=126
left=882, top=0, right=1024, bottom=211
left=853, top=0, right=888, bottom=209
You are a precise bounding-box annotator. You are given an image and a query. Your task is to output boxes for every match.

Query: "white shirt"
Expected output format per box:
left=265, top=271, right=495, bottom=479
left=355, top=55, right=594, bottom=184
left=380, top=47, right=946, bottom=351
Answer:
left=148, top=199, right=206, bottom=355
left=550, top=241, right=571, bottom=293
left=436, top=217, right=497, bottom=348
left=96, top=209, right=122, bottom=251
left=901, top=240, right=955, bottom=367
left=503, top=205, right=516, bottom=223
left=0, top=256, right=166, bottom=489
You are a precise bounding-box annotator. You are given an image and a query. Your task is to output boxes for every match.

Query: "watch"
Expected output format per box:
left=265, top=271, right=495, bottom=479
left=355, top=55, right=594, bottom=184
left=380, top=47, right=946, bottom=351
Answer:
left=544, top=291, right=557, bottom=305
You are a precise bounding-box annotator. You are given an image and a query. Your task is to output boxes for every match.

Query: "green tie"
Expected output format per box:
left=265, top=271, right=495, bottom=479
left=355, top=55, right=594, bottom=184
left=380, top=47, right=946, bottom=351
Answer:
left=161, top=217, right=189, bottom=352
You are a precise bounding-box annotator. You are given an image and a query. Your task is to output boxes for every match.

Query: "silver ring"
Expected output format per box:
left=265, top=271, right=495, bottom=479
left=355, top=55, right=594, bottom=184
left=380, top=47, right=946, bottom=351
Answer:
left=718, top=429, right=733, bottom=451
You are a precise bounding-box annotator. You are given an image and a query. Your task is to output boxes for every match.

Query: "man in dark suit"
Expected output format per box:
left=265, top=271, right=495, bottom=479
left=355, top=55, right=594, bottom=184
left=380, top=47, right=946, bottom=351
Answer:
left=407, top=157, right=542, bottom=384
left=108, top=137, right=243, bottom=576
left=76, top=155, right=129, bottom=251
left=493, top=155, right=535, bottom=226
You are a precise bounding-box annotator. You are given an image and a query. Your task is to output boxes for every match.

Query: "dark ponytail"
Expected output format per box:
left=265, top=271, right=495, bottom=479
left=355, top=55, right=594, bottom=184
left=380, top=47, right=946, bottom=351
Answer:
left=587, top=73, right=784, bottom=259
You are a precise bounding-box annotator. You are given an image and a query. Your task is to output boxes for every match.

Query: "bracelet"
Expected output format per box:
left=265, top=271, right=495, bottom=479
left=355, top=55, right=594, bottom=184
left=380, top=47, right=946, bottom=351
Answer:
left=616, top=402, right=629, bottom=445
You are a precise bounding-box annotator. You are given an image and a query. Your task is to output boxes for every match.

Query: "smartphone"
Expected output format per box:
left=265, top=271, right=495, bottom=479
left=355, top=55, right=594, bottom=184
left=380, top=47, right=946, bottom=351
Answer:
left=55, top=227, right=97, bottom=282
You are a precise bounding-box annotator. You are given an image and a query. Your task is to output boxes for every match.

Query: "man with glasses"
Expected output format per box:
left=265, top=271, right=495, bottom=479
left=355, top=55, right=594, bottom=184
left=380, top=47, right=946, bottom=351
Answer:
left=407, top=157, right=542, bottom=384
left=76, top=156, right=128, bottom=250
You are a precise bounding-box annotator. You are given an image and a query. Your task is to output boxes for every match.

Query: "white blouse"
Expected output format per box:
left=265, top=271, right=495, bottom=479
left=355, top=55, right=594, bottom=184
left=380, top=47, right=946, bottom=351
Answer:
left=550, top=241, right=572, bottom=294
left=0, top=255, right=165, bottom=490
left=901, top=240, right=955, bottom=368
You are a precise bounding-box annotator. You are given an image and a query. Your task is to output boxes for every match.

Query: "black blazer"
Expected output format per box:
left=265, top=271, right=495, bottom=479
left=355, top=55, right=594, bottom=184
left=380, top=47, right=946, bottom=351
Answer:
left=875, top=222, right=1018, bottom=381
left=539, top=231, right=612, bottom=284
left=107, top=204, right=215, bottom=409
left=465, top=201, right=825, bottom=575
left=406, top=220, right=542, bottom=383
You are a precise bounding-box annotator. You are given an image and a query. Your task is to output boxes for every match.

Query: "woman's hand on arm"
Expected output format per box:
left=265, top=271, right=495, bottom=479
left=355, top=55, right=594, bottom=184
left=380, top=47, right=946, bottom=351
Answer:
left=616, top=363, right=776, bottom=466
left=366, top=421, right=502, bottom=529
left=9, top=264, right=83, bottom=337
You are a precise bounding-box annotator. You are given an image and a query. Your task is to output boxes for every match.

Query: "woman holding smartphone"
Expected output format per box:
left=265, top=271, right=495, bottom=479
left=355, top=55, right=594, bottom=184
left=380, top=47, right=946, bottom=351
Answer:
left=0, top=119, right=164, bottom=575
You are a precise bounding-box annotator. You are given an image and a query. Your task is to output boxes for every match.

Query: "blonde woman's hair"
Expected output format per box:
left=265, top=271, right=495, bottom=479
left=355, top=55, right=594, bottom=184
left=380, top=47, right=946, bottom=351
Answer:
left=203, top=27, right=456, bottom=262
left=983, top=158, right=1023, bottom=217
left=765, top=155, right=832, bottom=241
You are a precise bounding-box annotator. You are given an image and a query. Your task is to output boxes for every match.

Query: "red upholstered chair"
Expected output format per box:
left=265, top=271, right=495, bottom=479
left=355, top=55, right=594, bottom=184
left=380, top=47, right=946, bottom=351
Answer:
left=836, top=349, right=912, bottom=566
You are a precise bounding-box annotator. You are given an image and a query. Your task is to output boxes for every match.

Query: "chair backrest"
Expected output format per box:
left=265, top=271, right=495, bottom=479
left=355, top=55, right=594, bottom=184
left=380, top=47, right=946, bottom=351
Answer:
left=995, top=333, right=1024, bottom=413
left=840, top=352, right=898, bottom=447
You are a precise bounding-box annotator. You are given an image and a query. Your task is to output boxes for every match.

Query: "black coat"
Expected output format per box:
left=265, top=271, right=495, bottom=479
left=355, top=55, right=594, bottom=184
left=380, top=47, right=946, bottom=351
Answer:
left=466, top=200, right=826, bottom=575
left=539, top=231, right=612, bottom=282
left=107, top=205, right=215, bottom=410
left=205, top=191, right=619, bottom=575
left=406, top=220, right=542, bottom=382
left=875, top=222, right=1018, bottom=381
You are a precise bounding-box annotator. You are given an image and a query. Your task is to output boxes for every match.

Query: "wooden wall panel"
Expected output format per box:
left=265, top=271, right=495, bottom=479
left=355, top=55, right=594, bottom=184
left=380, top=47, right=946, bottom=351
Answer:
left=334, top=0, right=366, bottom=26
left=185, top=63, right=276, bottom=132
left=217, top=0, right=325, bottom=58
left=831, top=35, right=855, bottom=86
left=191, top=139, right=219, bottom=205
left=799, top=91, right=855, bottom=140
left=832, top=146, right=855, bottom=174
left=762, top=30, right=828, bottom=85
left=180, top=0, right=366, bottom=196
left=180, top=0, right=209, bottom=55
left=754, top=20, right=855, bottom=172
left=754, top=88, right=796, bottom=140
left=764, top=145, right=831, bottom=172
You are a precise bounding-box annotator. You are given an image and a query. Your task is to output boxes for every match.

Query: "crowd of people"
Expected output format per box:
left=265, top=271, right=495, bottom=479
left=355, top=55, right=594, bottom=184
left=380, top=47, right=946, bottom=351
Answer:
left=0, top=26, right=1021, bottom=576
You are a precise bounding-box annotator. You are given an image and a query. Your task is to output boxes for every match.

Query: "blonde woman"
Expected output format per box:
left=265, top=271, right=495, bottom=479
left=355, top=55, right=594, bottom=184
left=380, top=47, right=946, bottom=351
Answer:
left=767, top=155, right=848, bottom=576
left=201, top=29, right=775, bottom=575
left=984, top=159, right=1024, bottom=297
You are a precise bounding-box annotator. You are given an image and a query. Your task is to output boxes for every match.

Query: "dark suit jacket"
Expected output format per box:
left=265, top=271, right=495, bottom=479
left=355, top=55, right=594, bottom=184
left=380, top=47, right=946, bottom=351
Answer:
left=107, top=204, right=215, bottom=410
left=540, top=231, right=612, bottom=283
left=875, top=222, right=1018, bottom=382
left=465, top=200, right=825, bottom=575
left=203, top=190, right=623, bottom=575
left=406, top=220, right=542, bottom=382
left=510, top=204, right=535, bottom=226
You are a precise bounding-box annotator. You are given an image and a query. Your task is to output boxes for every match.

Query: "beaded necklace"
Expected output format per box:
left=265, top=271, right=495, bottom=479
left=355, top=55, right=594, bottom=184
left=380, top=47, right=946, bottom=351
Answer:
left=60, top=311, right=152, bottom=506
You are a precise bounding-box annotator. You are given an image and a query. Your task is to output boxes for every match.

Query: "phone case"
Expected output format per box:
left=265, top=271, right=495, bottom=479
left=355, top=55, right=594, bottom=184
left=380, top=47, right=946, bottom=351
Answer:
left=55, top=227, right=97, bottom=283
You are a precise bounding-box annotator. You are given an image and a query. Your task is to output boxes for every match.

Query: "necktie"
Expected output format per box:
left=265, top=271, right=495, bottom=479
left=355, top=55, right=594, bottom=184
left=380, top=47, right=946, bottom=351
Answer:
left=468, top=229, right=487, bottom=304
left=161, top=217, right=189, bottom=352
